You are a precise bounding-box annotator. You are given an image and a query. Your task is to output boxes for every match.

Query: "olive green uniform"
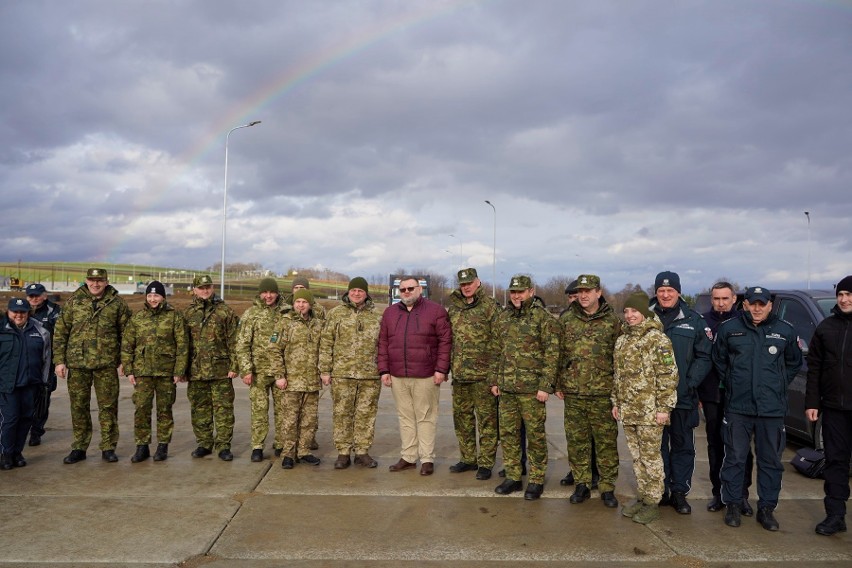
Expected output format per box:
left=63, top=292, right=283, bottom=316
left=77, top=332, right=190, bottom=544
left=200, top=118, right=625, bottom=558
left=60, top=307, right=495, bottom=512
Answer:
left=53, top=284, right=131, bottom=451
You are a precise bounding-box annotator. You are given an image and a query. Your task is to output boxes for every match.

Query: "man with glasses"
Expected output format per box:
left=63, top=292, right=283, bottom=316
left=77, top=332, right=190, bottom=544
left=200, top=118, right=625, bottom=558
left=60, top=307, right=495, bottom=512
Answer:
left=53, top=268, right=131, bottom=464
left=24, top=283, right=60, bottom=447
left=379, top=276, right=452, bottom=476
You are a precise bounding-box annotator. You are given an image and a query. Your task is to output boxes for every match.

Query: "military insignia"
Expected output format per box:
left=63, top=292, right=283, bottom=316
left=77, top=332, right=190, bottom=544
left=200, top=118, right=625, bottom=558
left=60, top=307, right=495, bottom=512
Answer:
left=512, top=278, right=519, bottom=287
left=580, top=277, right=588, bottom=284
left=662, top=278, right=670, bottom=286
left=15, top=299, right=24, bottom=307
left=768, top=346, right=778, bottom=355
left=705, top=327, right=714, bottom=341
left=460, top=271, right=468, bottom=279
left=270, top=332, right=279, bottom=343
left=755, top=287, right=763, bottom=293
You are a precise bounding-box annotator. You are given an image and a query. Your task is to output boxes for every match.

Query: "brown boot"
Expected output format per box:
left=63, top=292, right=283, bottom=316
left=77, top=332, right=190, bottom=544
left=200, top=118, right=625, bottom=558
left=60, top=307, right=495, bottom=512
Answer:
left=354, top=454, right=378, bottom=468
left=334, top=454, right=351, bottom=469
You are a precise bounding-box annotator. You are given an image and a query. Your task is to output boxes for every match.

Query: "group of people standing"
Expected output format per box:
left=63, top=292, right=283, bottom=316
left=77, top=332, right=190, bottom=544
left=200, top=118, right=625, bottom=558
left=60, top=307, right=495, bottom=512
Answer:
left=1, top=267, right=849, bottom=538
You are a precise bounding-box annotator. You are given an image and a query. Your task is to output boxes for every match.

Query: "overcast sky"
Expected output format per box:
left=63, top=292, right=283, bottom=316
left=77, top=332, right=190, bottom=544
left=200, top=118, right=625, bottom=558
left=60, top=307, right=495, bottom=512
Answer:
left=1, top=0, right=850, bottom=294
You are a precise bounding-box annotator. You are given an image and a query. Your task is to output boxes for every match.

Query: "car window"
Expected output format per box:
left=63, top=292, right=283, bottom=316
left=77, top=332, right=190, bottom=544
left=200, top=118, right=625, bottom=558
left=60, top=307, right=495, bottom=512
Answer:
left=816, top=298, right=835, bottom=318
left=775, top=298, right=817, bottom=346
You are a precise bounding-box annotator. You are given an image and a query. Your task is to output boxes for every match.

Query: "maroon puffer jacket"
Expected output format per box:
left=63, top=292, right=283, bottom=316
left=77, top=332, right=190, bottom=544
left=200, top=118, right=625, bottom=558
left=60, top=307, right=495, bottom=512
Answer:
left=378, top=297, right=452, bottom=378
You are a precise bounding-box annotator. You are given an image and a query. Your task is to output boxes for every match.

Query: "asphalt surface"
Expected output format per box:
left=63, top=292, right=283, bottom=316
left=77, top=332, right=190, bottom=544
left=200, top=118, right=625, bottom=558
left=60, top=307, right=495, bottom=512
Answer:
left=0, top=380, right=849, bottom=567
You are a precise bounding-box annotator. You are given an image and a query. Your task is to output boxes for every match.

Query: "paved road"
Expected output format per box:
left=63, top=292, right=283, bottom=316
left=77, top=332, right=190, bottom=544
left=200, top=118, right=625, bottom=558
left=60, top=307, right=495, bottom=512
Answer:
left=0, top=381, right=848, bottom=567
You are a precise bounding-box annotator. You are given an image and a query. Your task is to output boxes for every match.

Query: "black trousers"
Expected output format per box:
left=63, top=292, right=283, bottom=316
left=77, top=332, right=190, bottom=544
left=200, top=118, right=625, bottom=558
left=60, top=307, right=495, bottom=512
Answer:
left=721, top=412, right=785, bottom=510
left=0, top=384, right=37, bottom=456
left=661, top=407, right=699, bottom=494
left=822, top=407, right=852, bottom=517
left=702, top=400, right=753, bottom=498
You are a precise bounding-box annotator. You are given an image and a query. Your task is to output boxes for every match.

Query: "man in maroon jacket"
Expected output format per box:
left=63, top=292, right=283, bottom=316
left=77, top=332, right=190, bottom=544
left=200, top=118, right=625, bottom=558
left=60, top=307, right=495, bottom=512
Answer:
left=379, top=276, right=452, bottom=476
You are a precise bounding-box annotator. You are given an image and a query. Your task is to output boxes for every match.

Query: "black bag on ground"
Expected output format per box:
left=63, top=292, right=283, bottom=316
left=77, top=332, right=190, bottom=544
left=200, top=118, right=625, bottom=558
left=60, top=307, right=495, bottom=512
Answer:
left=791, top=447, right=826, bottom=479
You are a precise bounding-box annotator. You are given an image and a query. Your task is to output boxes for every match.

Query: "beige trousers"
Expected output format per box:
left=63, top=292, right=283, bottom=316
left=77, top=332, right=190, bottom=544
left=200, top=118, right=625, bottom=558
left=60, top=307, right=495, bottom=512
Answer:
left=390, top=376, right=440, bottom=463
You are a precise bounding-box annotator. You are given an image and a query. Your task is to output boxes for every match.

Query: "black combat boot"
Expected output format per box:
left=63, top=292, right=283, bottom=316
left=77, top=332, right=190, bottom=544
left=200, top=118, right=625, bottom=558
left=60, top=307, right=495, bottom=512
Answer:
left=153, top=443, right=168, bottom=462
left=130, top=445, right=150, bottom=463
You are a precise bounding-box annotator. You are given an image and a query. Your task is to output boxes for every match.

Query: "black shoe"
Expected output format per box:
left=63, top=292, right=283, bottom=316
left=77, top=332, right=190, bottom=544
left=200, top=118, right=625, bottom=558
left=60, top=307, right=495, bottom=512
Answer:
left=191, top=446, right=212, bottom=458
left=251, top=449, right=264, bottom=462
left=449, top=461, right=477, bottom=473
left=281, top=457, right=295, bottom=469
left=28, top=434, right=41, bottom=447
left=707, top=495, right=724, bottom=512
left=274, top=448, right=283, bottom=457
left=591, top=473, right=600, bottom=490
left=524, top=483, right=544, bottom=500
left=671, top=491, right=691, bottom=514
left=658, top=492, right=671, bottom=507
left=569, top=483, right=591, bottom=504
left=494, top=479, right=523, bottom=495
left=218, top=449, right=234, bottom=462
left=559, top=471, right=575, bottom=486
left=153, top=443, right=168, bottom=462
left=757, top=507, right=779, bottom=531
left=101, top=449, right=118, bottom=463
left=13, top=453, right=26, bottom=468
left=740, top=499, right=754, bottom=517
left=815, top=515, right=847, bottom=536
left=0, top=455, right=12, bottom=470
left=130, top=445, right=150, bottom=463
left=724, top=503, right=741, bottom=527
left=601, top=491, right=618, bottom=508
left=475, top=467, right=492, bottom=480
left=299, top=454, right=321, bottom=466
left=63, top=450, right=86, bottom=464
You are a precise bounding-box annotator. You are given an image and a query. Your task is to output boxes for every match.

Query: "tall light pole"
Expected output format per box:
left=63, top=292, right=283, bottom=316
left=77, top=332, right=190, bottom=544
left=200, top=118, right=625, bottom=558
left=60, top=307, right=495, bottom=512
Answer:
left=485, top=200, right=496, bottom=298
left=220, top=120, right=261, bottom=299
left=804, top=211, right=811, bottom=290
left=449, top=234, right=463, bottom=268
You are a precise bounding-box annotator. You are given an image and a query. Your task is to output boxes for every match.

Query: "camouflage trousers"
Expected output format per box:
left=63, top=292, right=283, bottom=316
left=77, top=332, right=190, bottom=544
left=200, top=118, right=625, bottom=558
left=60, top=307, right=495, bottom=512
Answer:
left=187, top=379, right=235, bottom=451
left=279, top=390, right=319, bottom=458
left=452, top=381, right=499, bottom=469
left=132, top=376, right=177, bottom=445
left=499, top=392, right=547, bottom=484
left=563, top=395, right=619, bottom=492
left=67, top=367, right=120, bottom=451
left=249, top=375, right=284, bottom=450
left=623, top=423, right=666, bottom=504
left=331, top=378, right=381, bottom=455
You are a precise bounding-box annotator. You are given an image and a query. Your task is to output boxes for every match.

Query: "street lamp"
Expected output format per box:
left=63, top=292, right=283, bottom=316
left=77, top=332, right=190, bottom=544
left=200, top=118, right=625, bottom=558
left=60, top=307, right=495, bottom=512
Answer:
left=220, top=120, right=261, bottom=299
left=449, top=234, right=463, bottom=268
left=804, top=211, right=811, bottom=290
left=485, top=200, right=496, bottom=298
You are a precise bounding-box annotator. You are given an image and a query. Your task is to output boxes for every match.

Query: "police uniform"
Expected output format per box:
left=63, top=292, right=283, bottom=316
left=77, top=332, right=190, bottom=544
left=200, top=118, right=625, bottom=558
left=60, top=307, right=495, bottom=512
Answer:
left=25, top=283, right=60, bottom=443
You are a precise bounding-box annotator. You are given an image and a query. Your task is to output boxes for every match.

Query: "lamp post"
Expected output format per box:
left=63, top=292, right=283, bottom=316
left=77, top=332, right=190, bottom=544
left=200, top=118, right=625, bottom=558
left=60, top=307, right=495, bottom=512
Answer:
left=804, top=211, right=811, bottom=290
left=220, top=120, right=261, bottom=299
left=485, top=200, right=496, bottom=298
left=449, top=234, right=463, bottom=268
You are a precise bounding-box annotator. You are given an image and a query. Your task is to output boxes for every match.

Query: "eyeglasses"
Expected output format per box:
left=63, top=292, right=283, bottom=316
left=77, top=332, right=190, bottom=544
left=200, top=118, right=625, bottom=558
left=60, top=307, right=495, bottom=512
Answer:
left=399, top=286, right=418, bottom=293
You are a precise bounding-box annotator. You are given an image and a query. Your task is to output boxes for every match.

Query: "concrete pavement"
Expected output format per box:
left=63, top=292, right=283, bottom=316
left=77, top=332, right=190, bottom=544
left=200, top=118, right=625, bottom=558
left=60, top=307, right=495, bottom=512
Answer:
left=0, top=380, right=849, bottom=567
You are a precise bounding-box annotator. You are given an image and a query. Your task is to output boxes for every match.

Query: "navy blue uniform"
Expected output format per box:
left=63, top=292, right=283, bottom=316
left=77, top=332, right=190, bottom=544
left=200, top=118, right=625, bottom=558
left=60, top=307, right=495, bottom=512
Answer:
left=28, top=300, right=60, bottom=438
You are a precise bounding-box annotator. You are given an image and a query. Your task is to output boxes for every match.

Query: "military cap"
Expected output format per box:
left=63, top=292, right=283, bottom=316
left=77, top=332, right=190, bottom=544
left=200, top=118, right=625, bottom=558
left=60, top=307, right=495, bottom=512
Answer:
left=575, top=274, right=600, bottom=290
left=26, top=283, right=47, bottom=296
left=508, top=274, right=532, bottom=291
left=654, top=271, right=681, bottom=293
left=193, top=274, right=214, bottom=287
left=565, top=279, right=579, bottom=295
left=7, top=298, right=31, bottom=312
left=86, top=268, right=108, bottom=280
left=258, top=277, right=279, bottom=293
left=744, top=286, right=771, bottom=304
left=293, top=289, right=314, bottom=305
left=457, top=268, right=478, bottom=284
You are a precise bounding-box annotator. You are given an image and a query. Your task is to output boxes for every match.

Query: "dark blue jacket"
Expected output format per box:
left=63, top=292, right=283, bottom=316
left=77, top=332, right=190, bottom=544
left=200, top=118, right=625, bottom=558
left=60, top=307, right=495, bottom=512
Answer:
left=651, top=298, right=713, bottom=410
left=712, top=311, right=803, bottom=417
left=698, top=308, right=740, bottom=403
left=805, top=306, right=852, bottom=411
left=0, top=316, right=51, bottom=394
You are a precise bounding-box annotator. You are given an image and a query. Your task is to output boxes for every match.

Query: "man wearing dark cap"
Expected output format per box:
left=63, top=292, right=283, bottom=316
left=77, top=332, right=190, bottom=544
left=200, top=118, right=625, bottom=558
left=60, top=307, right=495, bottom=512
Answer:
left=319, top=277, right=383, bottom=469
left=806, top=275, right=852, bottom=536
left=237, top=278, right=291, bottom=461
left=447, top=268, right=501, bottom=480
left=184, top=274, right=240, bottom=461
left=713, top=286, right=802, bottom=531
left=53, top=268, right=131, bottom=464
left=650, top=270, right=712, bottom=514
left=564, top=279, right=579, bottom=305
left=25, top=283, right=60, bottom=446
left=0, top=299, right=51, bottom=470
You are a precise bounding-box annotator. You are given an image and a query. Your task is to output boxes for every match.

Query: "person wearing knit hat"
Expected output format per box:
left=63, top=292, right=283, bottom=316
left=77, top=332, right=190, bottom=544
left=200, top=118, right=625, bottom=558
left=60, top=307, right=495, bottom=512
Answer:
left=348, top=276, right=369, bottom=294
left=649, top=271, right=712, bottom=516
left=146, top=280, right=167, bottom=299
left=613, top=290, right=679, bottom=524
left=806, top=275, right=852, bottom=536
left=293, top=289, right=314, bottom=305
left=236, top=276, right=290, bottom=462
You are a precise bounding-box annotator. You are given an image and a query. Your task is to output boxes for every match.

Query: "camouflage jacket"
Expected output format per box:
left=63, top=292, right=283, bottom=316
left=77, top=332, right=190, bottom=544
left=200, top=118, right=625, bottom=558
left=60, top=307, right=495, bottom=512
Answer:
left=183, top=295, right=239, bottom=381
left=236, top=296, right=292, bottom=377
left=447, top=286, right=500, bottom=382
left=494, top=296, right=561, bottom=394
left=318, top=293, right=381, bottom=380
left=121, top=302, right=189, bottom=378
left=53, top=284, right=131, bottom=370
left=270, top=311, right=322, bottom=391
left=612, top=316, right=679, bottom=425
left=558, top=300, right=622, bottom=396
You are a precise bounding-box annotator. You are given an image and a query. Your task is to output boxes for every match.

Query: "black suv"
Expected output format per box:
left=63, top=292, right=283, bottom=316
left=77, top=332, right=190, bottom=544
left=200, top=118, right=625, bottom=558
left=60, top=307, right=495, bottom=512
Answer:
left=694, top=289, right=836, bottom=447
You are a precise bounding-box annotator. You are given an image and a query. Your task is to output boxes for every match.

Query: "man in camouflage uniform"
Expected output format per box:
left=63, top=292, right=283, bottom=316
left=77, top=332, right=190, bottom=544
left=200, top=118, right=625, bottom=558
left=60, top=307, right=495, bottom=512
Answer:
left=121, top=281, right=189, bottom=462
left=184, top=274, right=239, bottom=461
left=556, top=274, right=621, bottom=508
left=319, top=277, right=382, bottom=469
left=25, top=283, right=60, bottom=446
left=271, top=289, right=323, bottom=468
left=447, top=268, right=500, bottom=480
left=236, top=278, right=291, bottom=462
left=54, top=268, right=131, bottom=464
left=492, top=275, right=560, bottom=500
